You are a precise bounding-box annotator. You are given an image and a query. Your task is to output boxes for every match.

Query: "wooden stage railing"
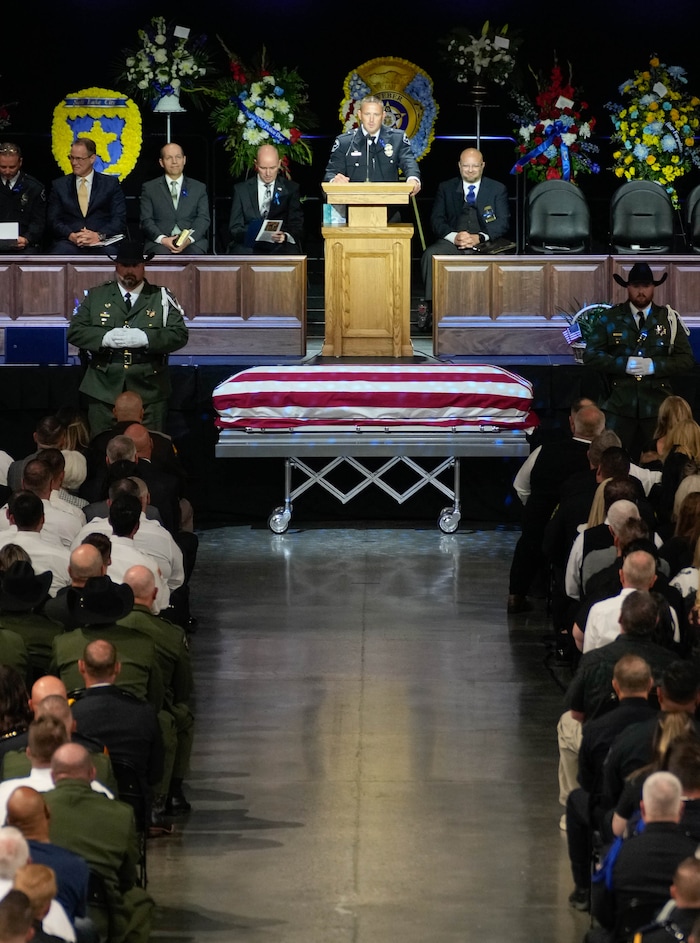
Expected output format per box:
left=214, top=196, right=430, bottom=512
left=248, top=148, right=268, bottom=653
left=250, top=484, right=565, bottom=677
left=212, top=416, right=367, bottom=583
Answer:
left=432, top=254, right=700, bottom=357
left=0, top=254, right=307, bottom=358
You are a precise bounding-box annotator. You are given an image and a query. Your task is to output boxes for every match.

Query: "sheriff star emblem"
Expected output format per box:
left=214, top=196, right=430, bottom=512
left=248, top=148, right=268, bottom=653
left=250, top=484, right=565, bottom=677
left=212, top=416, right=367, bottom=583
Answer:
left=655, top=324, right=667, bottom=337
left=146, top=309, right=156, bottom=319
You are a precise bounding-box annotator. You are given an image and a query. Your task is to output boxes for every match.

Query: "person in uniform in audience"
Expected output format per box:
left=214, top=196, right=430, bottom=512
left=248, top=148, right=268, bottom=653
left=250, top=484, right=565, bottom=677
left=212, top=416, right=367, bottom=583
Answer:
left=0, top=143, right=46, bottom=251
left=583, top=262, right=695, bottom=459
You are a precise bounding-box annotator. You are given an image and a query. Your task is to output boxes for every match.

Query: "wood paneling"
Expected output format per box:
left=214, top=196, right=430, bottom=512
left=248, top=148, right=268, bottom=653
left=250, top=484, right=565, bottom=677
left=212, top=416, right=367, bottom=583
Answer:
left=0, top=255, right=306, bottom=356
left=434, top=254, right=700, bottom=356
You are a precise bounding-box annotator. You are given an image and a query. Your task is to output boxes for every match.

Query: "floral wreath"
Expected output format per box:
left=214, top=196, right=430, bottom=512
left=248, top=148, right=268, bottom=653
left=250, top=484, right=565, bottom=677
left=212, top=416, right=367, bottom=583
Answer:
left=120, top=16, right=212, bottom=109
left=209, top=44, right=313, bottom=179
left=510, top=62, right=599, bottom=183
left=607, top=55, right=700, bottom=207
left=339, top=57, right=438, bottom=160
left=52, top=87, right=142, bottom=179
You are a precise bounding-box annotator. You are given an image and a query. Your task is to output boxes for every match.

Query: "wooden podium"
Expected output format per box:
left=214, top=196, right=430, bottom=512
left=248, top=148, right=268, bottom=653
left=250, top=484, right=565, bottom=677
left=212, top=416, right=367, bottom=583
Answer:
left=321, top=182, right=414, bottom=358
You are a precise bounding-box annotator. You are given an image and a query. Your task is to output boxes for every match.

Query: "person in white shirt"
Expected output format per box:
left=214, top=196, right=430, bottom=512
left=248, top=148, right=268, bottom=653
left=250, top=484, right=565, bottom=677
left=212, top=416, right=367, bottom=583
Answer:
left=0, top=494, right=70, bottom=597
left=575, top=550, right=679, bottom=653
left=0, top=460, right=81, bottom=549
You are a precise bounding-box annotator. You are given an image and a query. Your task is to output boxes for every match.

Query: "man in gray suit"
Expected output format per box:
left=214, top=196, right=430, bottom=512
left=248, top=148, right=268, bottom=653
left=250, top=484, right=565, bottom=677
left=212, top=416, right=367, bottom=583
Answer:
left=139, top=143, right=210, bottom=255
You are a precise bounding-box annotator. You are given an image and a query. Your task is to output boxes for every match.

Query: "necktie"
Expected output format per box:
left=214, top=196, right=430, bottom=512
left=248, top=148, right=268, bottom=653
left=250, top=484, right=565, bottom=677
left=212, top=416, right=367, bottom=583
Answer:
left=636, top=309, right=645, bottom=331
left=78, top=177, right=88, bottom=216
left=170, top=180, right=178, bottom=207
left=261, top=184, right=272, bottom=218
left=467, top=185, right=477, bottom=206
left=124, top=292, right=132, bottom=311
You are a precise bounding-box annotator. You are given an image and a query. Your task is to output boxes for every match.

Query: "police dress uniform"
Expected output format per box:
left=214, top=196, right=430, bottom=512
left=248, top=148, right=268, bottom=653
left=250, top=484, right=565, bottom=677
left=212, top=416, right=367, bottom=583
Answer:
left=67, top=278, right=188, bottom=435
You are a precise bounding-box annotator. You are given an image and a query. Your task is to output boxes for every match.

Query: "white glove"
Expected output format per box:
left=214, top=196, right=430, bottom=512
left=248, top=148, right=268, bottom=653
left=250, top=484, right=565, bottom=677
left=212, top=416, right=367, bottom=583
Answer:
left=102, top=328, right=128, bottom=348
left=119, top=328, right=149, bottom=348
left=625, top=356, right=655, bottom=376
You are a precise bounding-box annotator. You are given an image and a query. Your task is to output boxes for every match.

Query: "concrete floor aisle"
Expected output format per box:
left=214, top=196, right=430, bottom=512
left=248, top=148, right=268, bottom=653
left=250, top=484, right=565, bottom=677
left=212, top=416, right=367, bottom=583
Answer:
left=146, top=523, right=591, bottom=943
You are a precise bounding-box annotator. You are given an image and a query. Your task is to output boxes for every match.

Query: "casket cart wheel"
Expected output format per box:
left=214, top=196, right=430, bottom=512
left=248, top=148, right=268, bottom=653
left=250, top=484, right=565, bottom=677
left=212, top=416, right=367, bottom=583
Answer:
left=268, top=506, right=292, bottom=534
left=438, top=506, right=461, bottom=534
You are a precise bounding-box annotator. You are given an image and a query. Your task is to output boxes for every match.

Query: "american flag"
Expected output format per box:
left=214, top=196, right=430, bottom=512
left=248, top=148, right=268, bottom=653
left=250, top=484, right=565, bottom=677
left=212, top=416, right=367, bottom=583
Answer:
left=213, top=364, right=537, bottom=430
left=562, top=322, right=583, bottom=345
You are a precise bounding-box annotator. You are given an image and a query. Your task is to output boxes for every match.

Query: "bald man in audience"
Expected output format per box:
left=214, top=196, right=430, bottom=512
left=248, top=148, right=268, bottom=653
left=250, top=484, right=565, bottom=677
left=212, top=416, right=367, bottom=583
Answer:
left=44, top=743, right=153, bottom=943
left=5, top=786, right=88, bottom=928
left=71, top=639, right=164, bottom=792
left=42, top=543, right=106, bottom=628
left=594, top=772, right=699, bottom=940
left=574, top=549, right=679, bottom=652
left=90, top=391, right=185, bottom=484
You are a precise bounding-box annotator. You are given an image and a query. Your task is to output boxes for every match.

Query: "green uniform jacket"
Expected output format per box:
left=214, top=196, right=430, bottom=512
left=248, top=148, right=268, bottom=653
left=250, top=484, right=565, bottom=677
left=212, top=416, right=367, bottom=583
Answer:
left=583, top=301, right=695, bottom=419
left=0, top=628, right=28, bottom=684
left=50, top=624, right=164, bottom=709
left=45, top=778, right=142, bottom=943
left=0, top=610, right=63, bottom=682
left=118, top=605, right=193, bottom=708
left=66, top=279, right=189, bottom=406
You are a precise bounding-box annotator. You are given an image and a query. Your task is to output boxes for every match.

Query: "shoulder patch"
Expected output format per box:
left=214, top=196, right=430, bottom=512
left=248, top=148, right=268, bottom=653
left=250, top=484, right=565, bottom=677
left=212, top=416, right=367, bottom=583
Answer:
left=331, top=138, right=341, bottom=152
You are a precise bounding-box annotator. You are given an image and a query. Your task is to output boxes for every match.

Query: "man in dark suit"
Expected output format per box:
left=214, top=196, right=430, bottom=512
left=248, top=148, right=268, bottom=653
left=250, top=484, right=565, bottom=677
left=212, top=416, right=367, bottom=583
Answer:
left=583, top=262, right=695, bottom=459
left=71, top=639, right=164, bottom=792
left=228, top=144, right=303, bottom=254
left=419, top=148, right=510, bottom=330
left=139, top=142, right=210, bottom=255
left=46, top=137, right=126, bottom=254
left=324, top=96, right=421, bottom=194
left=508, top=402, right=605, bottom=613
left=0, top=143, right=46, bottom=251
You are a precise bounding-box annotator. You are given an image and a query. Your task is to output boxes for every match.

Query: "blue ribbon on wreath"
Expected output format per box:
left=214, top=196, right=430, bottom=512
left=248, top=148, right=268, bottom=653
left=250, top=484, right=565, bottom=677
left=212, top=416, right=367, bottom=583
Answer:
left=510, top=120, right=572, bottom=181
left=234, top=96, right=291, bottom=146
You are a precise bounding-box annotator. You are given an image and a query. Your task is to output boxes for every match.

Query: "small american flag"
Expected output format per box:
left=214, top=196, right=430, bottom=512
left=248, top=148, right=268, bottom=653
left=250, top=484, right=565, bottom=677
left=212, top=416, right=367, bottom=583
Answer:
left=562, top=322, right=582, bottom=345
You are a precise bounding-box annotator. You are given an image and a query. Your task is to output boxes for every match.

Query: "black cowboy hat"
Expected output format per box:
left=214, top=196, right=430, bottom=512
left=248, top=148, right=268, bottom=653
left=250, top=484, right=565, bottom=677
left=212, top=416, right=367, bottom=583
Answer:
left=108, top=240, right=155, bottom=266
left=67, top=575, right=134, bottom=625
left=613, top=262, right=668, bottom=288
left=0, top=561, right=52, bottom=612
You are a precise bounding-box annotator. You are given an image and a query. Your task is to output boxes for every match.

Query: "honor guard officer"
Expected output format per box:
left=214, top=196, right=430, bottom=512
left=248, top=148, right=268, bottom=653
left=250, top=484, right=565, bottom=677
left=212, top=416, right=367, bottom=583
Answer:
left=67, top=241, right=189, bottom=436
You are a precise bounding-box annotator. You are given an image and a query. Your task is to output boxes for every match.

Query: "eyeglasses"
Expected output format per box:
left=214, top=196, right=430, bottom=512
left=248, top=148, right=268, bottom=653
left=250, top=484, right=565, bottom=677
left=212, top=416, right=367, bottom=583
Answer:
left=68, top=155, right=92, bottom=162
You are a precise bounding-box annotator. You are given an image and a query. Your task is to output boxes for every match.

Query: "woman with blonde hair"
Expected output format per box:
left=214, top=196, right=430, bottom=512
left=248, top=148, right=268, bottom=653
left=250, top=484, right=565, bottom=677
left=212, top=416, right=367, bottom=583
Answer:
left=658, top=418, right=700, bottom=537
left=654, top=395, right=693, bottom=459
left=661, top=489, right=700, bottom=578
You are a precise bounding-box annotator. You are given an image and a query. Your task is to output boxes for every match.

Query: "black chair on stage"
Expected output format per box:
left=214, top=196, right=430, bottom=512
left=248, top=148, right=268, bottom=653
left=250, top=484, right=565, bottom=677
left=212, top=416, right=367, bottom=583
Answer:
left=610, top=180, right=675, bottom=253
left=686, top=184, right=700, bottom=250
left=525, top=179, right=590, bottom=253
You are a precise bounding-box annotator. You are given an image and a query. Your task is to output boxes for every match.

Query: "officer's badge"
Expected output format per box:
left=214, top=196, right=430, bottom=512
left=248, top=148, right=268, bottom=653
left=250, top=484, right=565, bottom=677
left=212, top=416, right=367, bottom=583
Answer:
left=655, top=325, right=667, bottom=337
left=384, top=144, right=394, bottom=157
left=146, top=310, right=156, bottom=319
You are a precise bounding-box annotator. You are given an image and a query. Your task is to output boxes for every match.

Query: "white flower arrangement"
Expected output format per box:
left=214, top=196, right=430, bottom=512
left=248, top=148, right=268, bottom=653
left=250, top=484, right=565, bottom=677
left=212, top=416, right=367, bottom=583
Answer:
left=442, top=21, right=520, bottom=87
left=120, top=16, right=212, bottom=108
